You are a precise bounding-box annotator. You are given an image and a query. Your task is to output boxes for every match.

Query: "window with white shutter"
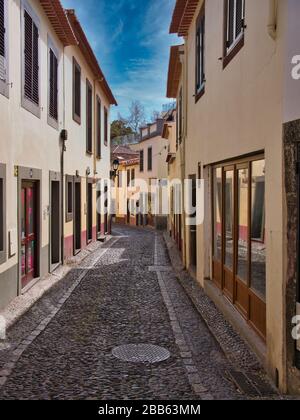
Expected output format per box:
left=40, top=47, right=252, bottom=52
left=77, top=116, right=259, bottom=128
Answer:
left=0, top=0, right=8, bottom=97
left=49, top=48, right=58, bottom=123
left=22, top=3, right=40, bottom=116
left=224, top=0, right=245, bottom=66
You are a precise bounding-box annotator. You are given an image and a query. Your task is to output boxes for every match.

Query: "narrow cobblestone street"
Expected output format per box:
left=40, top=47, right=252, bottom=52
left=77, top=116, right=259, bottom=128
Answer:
left=0, top=226, right=282, bottom=400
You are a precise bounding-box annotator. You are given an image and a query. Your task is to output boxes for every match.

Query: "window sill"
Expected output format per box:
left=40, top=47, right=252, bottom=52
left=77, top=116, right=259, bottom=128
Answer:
left=86, top=150, right=93, bottom=156
left=21, top=97, right=41, bottom=119
left=195, top=85, right=205, bottom=103
left=223, top=35, right=244, bottom=69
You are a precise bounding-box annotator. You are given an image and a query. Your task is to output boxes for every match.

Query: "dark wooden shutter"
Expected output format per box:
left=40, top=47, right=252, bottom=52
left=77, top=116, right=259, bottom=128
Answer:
left=24, top=10, right=39, bottom=105
left=86, top=81, right=92, bottom=153
left=227, top=0, right=235, bottom=48
left=49, top=49, right=58, bottom=120
left=200, top=15, right=205, bottom=84
left=235, top=0, right=244, bottom=38
left=0, top=0, right=6, bottom=82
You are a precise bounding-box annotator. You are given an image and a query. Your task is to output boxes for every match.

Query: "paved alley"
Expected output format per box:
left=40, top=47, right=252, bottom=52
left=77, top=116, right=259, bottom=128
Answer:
left=0, top=226, right=280, bottom=400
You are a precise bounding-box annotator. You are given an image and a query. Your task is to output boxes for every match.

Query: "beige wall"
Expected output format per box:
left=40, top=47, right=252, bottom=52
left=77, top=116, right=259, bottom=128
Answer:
left=182, top=0, right=294, bottom=390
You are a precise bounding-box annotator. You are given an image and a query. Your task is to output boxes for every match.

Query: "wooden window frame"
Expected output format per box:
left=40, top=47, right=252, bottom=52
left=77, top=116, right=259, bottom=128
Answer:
left=72, top=57, right=81, bottom=124
left=65, top=175, right=73, bottom=223
left=104, top=106, right=108, bottom=146
left=96, top=95, right=102, bottom=159
left=147, top=147, right=153, bottom=172
left=21, top=0, right=40, bottom=118
left=47, top=36, right=59, bottom=130
left=0, top=0, right=9, bottom=98
left=86, top=79, right=93, bottom=154
left=223, top=0, right=245, bottom=69
left=195, top=3, right=205, bottom=103
left=0, top=163, right=6, bottom=265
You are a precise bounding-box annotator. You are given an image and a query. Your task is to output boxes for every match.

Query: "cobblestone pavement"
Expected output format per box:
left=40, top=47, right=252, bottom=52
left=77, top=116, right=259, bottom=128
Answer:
left=0, top=225, right=286, bottom=400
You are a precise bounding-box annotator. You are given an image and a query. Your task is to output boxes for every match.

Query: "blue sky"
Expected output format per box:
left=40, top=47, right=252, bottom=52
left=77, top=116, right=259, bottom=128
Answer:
left=61, top=0, right=180, bottom=121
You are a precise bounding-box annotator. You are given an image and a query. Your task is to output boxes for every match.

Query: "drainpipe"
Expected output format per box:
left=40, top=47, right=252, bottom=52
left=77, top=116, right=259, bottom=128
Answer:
left=267, top=0, right=278, bottom=40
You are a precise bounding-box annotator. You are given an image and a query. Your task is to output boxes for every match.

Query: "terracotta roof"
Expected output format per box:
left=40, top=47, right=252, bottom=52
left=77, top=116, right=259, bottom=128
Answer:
left=66, top=9, right=117, bottom=106
left=169, top=0, right=200, bottom=36
left=167, top=45, right=182, bottom=98
left=39, top=0, right=77, bottom=46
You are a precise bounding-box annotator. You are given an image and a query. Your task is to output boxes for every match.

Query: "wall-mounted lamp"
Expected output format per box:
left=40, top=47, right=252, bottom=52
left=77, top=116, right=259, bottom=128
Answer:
left=86, top=167, right=91, bottom=176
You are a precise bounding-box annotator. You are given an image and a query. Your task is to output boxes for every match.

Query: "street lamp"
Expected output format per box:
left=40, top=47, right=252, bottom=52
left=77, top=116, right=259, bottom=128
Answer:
left=110, top=159, right=120, bottom=178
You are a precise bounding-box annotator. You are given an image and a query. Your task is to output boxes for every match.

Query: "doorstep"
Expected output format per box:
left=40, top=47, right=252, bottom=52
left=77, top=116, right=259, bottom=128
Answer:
left=0, top=236, right=112, bottom=330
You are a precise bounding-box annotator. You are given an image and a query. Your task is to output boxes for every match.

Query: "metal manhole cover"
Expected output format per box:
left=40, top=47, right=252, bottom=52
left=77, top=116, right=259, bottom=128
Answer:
left=112, top=344, right=170, bottom=364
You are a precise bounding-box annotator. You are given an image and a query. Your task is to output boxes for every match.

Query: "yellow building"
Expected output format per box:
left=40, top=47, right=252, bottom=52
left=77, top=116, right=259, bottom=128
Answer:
left=168, top=0, right=300, bottom=393
left=111, top=145, right=139, bottom=227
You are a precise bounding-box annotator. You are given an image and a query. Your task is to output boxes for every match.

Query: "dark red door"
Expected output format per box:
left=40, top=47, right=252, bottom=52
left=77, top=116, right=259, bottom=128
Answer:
left=21, top=182, right=37, bottom=289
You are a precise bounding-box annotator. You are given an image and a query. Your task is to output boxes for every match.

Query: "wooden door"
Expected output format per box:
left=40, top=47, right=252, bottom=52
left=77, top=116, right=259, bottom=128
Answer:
left=21, top=182, right=37, bottom=289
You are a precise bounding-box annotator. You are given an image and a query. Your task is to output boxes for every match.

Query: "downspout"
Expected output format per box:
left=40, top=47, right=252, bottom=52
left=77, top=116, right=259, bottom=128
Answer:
left=267, top=0, right=278, bottom=40
left=60, top=46, right=66, bottom=265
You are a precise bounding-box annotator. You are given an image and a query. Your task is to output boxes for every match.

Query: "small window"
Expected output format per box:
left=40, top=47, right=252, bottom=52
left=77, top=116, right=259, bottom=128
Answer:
left=131, top=169, right=135, bottom=187
left=140, top=150, right=144, bottom=172
left=96, top=96, right=102, bottom=158
left=0, top=0, right=8, bottom=98
left=104, top=107, right=108, bottom=146
left=66, top=176, right=73, bottom=222
left=48, top=47, right=58, bottom=124
left=0, top=163, right=6, bottom=264
left=86, top=79, right=93, bottom=153
left=73, top=58, right=81, bottom=124
left=148, top=147, right=153, bottom=172
left=195, top=5, right=205, bottom=100
left=223, top=0, right=245, bottom=67
left=22, top=6, right=40, bottom=116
